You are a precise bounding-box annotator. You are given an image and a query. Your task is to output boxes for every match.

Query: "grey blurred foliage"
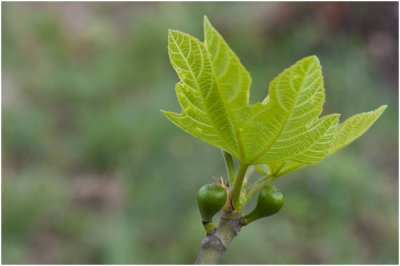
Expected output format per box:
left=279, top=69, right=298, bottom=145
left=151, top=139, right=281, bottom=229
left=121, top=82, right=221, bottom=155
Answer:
left=2, top=2, right=398, bottom=264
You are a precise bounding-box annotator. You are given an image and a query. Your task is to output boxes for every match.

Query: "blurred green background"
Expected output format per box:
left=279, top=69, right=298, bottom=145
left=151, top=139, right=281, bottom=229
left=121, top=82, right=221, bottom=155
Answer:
left=2, top=2, right=398, bottom=264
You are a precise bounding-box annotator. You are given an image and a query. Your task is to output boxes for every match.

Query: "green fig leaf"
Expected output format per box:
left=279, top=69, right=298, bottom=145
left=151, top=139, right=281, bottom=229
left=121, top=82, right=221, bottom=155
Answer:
left=163, top=17, right=386, bottom=172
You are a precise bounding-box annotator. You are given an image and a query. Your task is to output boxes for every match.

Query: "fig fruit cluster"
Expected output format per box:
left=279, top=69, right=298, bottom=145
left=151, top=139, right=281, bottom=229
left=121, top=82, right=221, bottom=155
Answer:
left=196, top=182, right=284, bottom=230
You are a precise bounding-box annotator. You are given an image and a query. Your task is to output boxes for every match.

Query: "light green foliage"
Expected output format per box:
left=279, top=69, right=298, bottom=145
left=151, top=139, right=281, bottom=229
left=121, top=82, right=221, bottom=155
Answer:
left=329, top=106, right=387, bottom=154
left=163, top=17, right=386, bottom=174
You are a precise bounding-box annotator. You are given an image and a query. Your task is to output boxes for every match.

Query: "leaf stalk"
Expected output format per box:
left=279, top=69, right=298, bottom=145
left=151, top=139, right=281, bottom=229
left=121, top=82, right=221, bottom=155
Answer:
left=231, top=163, right=248, bottom=210
left=222, top=151, right=235, bottom=186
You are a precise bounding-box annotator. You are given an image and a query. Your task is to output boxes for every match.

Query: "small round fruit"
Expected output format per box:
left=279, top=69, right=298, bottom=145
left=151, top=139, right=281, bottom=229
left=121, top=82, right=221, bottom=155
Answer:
left=242, top=185, right=284, bottom=225
left=196, top=183, right=227, bottom=222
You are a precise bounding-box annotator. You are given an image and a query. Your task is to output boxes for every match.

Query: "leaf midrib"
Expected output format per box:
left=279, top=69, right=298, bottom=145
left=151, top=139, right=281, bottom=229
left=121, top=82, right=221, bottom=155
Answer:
left=204, top=36, right=246, bottom=160
left=204, top=26, right=248, bottom=159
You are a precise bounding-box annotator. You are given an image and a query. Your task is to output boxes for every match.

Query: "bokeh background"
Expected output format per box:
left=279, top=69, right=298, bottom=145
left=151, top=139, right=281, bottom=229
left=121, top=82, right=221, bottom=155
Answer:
left=2, top=2, right=398, bottom=264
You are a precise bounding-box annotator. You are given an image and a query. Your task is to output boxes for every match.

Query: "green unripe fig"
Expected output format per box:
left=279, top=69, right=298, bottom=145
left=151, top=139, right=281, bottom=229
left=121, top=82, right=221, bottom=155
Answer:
left=242, top=185, right=284, bottom=225
left=196, top=183, right=227, bottom=223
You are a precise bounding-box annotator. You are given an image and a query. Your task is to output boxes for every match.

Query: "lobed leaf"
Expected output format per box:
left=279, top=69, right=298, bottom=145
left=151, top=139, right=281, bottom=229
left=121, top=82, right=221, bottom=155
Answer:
left=163, top=17, right=386, bottom=173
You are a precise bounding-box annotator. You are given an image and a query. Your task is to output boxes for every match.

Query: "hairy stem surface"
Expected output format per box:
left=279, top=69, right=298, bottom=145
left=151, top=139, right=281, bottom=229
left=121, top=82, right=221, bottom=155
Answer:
left=194, top=212, right=242, bottom=264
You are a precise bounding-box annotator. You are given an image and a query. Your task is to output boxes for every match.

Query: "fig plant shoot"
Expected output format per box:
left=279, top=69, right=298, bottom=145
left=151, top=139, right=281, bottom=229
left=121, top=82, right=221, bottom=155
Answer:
left=162, top=17, right=386, bottom=264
